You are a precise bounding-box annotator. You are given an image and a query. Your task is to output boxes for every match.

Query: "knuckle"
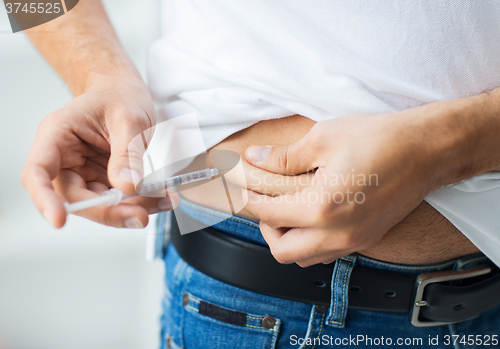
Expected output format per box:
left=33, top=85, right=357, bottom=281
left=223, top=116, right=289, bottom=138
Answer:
left=257, top=208, right=269, bottom=222
left=311, top=204, right=331, bottom=225
left=37, top=112, right=61, bottom=133
left=275, top=147, right=290, bottom=172
left=125, top=143, right=145, bottom=162
left=270, top=247, right=291, bottom=264
left=20, top=168, right=29, bottom=187
left=304, top=128, right=320, bottom=148
left=36, top=115, right=51, bottom=131
left=296, top=261, right=311, bottom=268
left=336, top=230, right=360, bottom=250
left=110, top=108, right=153, bottom=137
left=100, top=208, right=121, bottom=228
left=259, top=210, right=279, bottom=228
left=265, top=218, right=280, bottom=230
left=102, top=212, right=113, bottom=227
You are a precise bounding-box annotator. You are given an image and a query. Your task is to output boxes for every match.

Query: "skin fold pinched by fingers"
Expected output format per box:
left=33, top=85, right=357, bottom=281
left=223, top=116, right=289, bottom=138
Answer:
left=202, top=113, right=485, bottom=265
left=240, top=161, right=315, bottom=196
left=243, top=113, right=439, bottom=266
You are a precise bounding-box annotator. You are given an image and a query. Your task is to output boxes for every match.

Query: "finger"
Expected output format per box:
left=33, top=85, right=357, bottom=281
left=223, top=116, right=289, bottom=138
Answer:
left=295, top=252, right=345, bottom=268
left=261, top=224, right=317, bottom=264
left=245, top=133, right=317, bottom=175
left=86, top=180, right=171, bottom=211
left=121, top=188, right=179, bottom=214
left=107, top=112, right=152, bottom=195
left=245, top=190, right=315, bottom=228
left=70, top=159, right=111, bottom=187
left=21, top=113, right=100, bottom=228
left=21, top=165, right=67, bottom=228
left=243, top=161, right=315, bottom=196
left=85, top=153, right=110, bottom=170
left=259, top=222, right=291, bottom=264
left=56, top=172, right=177, bottom=227
left=261, top=224, right=350, bottom=265
left=21, top=124, right=68, bottom=228
left=87, top=180, right=180, bottom=214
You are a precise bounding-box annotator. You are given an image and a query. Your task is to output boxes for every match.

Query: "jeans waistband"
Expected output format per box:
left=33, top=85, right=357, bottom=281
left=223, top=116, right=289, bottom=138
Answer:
left=177, top=198, right=491, bottom=327
left=178, top=198, right=488, bottom=273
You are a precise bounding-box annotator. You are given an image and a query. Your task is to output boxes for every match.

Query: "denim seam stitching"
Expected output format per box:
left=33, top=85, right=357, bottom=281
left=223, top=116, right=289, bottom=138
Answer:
left=356, top=254, right=457, bottom=271
left=304, top=307, right=317, bottom=346
left=298, top=306, right=317, bottom=349
left=184, top=303, right=274, bottom=332
left=329, top=262, right=340, bottom=324
left=185, top=305, right=276, bottom=332
left=166, top=336, right=184, bottom=349
left=270, top=322, right=279, bottom=349
left=247, top=315, right=262, bottom=320
left=329, top=257, right=351, bottom=325
left=184, top=292, right=278, bottom=332
left=311, top=313, right=326, bottom=349
left=340, top=258, right=353, bottom=322
left=457, top=256, right=490, bottom=269
left=245, top=324, right=270, bottom=331
left=360, top=259, right=451, bottom=270
left=180, top=201, right=260, bottom=228
left=179, top=287, right=187, bottom=349
left=185, top=304, right=198, bottom=313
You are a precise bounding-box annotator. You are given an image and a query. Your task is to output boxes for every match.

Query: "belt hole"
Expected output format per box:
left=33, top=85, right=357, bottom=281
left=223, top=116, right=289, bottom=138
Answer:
left=453, top=304, right=465, bottom=311
left=384, top=291, right=396, bottom=298
left=314, top=280, right=326, bottom=288
left=350, top=286, right=361, bottom=293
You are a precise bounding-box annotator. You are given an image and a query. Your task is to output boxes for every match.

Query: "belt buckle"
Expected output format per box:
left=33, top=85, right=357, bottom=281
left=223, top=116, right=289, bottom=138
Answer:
left=411, top=264, right=491, bottom=327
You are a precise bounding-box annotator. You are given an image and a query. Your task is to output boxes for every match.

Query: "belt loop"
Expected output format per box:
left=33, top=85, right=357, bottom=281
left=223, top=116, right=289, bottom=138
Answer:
left=326, top=255, right=357, bottom=328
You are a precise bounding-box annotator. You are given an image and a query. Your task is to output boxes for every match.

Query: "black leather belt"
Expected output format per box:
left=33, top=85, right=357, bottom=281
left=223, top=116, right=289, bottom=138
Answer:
left=170, top=209, right=500, bottom=327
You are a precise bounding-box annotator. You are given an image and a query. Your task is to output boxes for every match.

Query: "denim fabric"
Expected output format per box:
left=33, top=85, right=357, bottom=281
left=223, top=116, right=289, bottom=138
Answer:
left=159, top=201, right=500, bottom=349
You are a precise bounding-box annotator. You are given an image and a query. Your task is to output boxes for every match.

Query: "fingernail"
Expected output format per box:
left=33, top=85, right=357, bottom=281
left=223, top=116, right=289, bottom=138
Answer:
left=124, top=217, right=144, bottom=229
left=247, top=146, right=271, bottom=163
left=119, top=168, right=140, bottom=184
left=158, top=198, right=173, bottom=211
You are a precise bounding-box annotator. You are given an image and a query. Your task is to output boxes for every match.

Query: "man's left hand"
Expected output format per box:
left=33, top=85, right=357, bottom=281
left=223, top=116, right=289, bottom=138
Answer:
left=244, top=111, right=446, bottom=267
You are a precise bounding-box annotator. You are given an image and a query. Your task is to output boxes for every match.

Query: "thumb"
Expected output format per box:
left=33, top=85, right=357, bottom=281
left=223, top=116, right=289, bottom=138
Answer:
left=245, top=138, right=315, bottom=175
left=107, top=119, right=151, bottom=195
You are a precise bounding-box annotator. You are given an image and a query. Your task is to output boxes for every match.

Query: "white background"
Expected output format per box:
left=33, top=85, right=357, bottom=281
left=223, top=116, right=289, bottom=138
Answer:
left=0, top=1, right=164, bottom=348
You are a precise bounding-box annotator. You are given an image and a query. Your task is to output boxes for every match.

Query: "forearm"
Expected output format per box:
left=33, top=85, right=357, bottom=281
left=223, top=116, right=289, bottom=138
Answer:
left=412, top=90, right=500, bottom=189
left=26, top=0, right=140, bottom=96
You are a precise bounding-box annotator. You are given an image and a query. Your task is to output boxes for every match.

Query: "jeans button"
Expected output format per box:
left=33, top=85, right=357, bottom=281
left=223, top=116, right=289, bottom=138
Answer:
left=183, top=293, right=189, bottom=306
left=316, top=305, right=328, bottom=313
left=262, top=315, right=276, bottom=329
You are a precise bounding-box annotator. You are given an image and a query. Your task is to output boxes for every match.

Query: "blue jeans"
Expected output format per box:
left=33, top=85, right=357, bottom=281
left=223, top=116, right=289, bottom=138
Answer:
left=159, top=200, right=500, bottom=349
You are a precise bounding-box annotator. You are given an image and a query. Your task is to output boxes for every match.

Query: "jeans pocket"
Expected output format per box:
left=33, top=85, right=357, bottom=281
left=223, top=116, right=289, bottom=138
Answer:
left=180, top=292, right=281, bottom=349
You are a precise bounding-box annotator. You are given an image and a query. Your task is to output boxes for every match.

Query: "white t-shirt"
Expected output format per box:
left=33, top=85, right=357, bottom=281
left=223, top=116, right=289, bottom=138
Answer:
left=147, top=0, right=500, bottom=266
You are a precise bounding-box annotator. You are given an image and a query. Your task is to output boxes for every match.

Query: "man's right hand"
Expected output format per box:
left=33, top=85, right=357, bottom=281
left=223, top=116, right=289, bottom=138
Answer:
left=21, top=74, right=176, bottom=229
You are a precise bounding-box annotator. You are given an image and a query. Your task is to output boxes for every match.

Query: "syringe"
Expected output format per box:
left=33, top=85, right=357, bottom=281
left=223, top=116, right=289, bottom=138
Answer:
left=63, top=168, right=219, bottom=214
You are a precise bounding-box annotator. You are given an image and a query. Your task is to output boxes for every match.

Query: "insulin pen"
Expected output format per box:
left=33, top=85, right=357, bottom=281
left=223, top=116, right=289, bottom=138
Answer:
left=63, top=168, right=219, bottom=214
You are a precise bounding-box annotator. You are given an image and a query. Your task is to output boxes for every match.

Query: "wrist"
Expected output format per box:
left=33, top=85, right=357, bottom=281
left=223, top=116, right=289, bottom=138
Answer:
left=416, top=91, right=500, bottom=189
left=74, top=64, right=143, bottom=96
left=75, top=65, right=149, bottom=102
